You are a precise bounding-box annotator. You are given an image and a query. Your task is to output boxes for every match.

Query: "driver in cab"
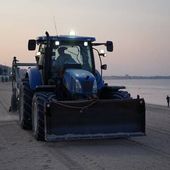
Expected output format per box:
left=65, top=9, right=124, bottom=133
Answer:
left=56, top=47, right=76, bottom=70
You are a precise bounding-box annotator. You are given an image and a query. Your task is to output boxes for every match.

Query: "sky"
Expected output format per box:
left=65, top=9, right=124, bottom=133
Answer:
left=0, top=0, right=170, bottom=76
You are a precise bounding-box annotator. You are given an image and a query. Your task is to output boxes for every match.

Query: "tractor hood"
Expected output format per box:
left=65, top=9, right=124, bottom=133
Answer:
left=63, top=69, right=97, bottom=97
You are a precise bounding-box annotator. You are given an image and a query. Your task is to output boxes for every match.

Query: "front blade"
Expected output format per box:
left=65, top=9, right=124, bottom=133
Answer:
left=45, top=99, right=145, bottom=141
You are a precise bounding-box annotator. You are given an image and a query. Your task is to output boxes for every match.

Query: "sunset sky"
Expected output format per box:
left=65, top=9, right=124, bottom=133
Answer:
left=0, top=0, right=170, bottom=76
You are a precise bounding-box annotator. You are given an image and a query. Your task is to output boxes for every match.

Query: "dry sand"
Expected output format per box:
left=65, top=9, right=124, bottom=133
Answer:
left=0, top=82, right=170, bottom=170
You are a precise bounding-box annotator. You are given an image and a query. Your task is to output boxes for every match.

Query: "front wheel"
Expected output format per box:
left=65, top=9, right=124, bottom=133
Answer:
left=32, top=93, right=46, bottom=141
left=32, top=92, right=55, bottom=141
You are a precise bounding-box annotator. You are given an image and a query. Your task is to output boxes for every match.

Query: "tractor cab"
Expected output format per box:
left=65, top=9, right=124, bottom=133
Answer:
left=30, top=35, right=96, bottom=82
left=29, top=34, right=113, bottom=83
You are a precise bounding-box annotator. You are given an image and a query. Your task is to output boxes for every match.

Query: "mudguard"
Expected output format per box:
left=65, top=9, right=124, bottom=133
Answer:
left=27, top=67, right=42, bottom=90
left=44, top=98, right=145, bottom=141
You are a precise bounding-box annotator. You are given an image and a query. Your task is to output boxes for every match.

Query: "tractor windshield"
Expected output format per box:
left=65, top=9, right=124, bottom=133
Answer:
left=51, top=42, right=94, bottom=77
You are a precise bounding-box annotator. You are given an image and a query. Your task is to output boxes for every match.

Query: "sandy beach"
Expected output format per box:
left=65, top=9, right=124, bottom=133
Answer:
left=0, top=82, right=170, bottom=170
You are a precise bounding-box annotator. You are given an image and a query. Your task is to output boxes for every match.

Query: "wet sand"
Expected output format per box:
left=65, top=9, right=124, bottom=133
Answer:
left=0, top=82, right=170, bottom=170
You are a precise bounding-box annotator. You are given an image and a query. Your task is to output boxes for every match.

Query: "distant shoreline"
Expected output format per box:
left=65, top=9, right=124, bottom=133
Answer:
left=103, top=76, right=170, bottom=80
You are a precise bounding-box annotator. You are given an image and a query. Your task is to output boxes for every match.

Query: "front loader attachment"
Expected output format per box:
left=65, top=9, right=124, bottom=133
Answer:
left=45, top=98, right=145, bottom=141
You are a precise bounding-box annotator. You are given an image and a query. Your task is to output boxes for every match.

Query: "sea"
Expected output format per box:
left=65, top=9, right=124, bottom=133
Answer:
left=105, top=79, right=170, bottom=106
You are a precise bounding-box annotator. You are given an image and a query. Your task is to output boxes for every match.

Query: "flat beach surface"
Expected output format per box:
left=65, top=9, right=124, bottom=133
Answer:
left=0, top=82, right=170, bottom=170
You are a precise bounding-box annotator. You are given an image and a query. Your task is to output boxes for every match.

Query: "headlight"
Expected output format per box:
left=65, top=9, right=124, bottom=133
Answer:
left=92, top=80, right=97, bottom=94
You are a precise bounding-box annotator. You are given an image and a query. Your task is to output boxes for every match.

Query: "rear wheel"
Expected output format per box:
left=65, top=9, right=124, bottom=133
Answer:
left=99, top=86, right=131, bottom=100
left=112, top=91, right=131, bottom=100
left=19, top=79, right=33, bottom=129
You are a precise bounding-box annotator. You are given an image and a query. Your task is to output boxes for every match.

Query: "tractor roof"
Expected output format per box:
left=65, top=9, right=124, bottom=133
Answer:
left=37, top=35, right=96, bottom=43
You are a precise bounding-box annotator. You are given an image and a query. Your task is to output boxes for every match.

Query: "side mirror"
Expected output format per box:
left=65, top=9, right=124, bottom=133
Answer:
left=101, top=64, right=107, bottom=70
left=106, top=41, right=113, bottom=52
left=28, top=39, right=36, bottom=51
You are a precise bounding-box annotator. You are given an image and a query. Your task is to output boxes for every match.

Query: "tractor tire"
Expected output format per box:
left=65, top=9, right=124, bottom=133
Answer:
left=112, top=91, right=131, bottom=100
left=32, top=92, right=56, bottom=141
left=99, top=86, right=131, bottom=100
left=19, top=79, right=33, bottom=130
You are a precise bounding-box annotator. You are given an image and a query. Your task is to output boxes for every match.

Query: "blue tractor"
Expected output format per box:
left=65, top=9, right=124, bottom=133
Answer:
left=10, top=32, right=145, bottom=141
